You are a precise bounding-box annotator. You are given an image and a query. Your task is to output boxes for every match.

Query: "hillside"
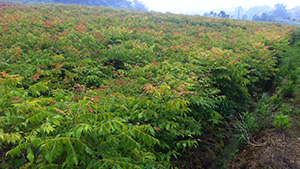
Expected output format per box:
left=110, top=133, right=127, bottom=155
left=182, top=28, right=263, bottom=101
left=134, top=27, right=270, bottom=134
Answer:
left=0, top=0, right=148, bottom=11
left=231, top=36, right=300, bottom=168
left=0, top=3, right=298, bottom=168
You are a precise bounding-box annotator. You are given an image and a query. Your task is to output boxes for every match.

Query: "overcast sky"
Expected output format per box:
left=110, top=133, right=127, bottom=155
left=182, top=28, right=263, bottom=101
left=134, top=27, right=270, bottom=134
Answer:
left=139, top=0, right=299, bottom=12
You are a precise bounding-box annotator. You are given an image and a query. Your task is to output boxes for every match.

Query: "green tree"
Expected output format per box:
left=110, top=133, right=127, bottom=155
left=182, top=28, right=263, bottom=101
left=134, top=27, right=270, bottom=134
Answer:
left=273, top=3, right=290, bottom=19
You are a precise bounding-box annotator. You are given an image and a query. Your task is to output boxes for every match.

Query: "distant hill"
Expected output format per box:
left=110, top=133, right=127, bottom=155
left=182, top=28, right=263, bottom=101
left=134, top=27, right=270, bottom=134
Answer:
left=246, top=5, right=273, bottom=18
left=203, top=4, right=300, bottom=25
left=0, top=0, right=148, bottom=11
left=289, top=6, right=300, bottom=20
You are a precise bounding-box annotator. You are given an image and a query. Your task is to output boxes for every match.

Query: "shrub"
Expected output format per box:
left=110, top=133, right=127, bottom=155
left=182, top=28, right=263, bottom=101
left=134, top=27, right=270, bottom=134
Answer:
left=273, top=114, right=291, bottom=131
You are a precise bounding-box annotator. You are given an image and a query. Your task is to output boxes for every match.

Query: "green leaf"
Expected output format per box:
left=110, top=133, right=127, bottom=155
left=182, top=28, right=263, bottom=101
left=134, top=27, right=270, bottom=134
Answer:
left=138, top=112, right=143, bottom=119
left=27, top=147, right=35, bottom=163
left=133, top=103, right=139, bottom=110
left=85, top=147, right=94, bottom=155
left=75, top=127, right=84, bottom=139
left=52, top=118, right=61, bottom=126
left=67, top=139, right=78, bottom=166
left=45, top=152, right=53, bottom=163
left=166, top=123, right=170, bottom=131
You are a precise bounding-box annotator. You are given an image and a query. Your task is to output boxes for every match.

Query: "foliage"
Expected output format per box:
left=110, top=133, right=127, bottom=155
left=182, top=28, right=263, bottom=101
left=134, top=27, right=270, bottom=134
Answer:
left=204, top=11, right=230, bottom=18
left=0, top=3, right=297, bottom=168
left=234, top=93, right=271, bottom=145
left=0, top=0, right=148, bottom=11
left=276, top=28, right=300, bottom=98
left=273, top=114, right=291, bottom=131
left=234, top=28, right=300, bottom=152
left=251, top=3, right=300, bottom=25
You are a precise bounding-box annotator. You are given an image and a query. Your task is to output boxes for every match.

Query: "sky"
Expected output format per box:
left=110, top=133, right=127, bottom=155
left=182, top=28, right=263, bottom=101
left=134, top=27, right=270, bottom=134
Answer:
left=139, top=0, right=299, bottom=13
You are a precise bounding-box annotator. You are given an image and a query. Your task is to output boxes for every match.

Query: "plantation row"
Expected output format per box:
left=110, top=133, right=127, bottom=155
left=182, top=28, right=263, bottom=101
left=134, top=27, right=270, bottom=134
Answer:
left=0, top=4, right=297, bottom=168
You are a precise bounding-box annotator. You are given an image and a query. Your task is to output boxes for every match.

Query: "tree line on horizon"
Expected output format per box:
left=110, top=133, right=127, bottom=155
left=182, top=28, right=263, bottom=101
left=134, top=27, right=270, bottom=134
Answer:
left=204, top=3, right=300, bottom=25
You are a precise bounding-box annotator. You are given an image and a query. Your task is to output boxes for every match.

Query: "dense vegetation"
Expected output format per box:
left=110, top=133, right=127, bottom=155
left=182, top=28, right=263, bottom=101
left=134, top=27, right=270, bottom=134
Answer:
left=225, top=29, right=300, bottom=168
left=0, top=4, right=297, bottom=168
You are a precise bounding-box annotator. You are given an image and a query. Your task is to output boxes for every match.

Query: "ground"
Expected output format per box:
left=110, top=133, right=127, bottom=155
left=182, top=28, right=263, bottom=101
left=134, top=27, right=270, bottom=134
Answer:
left=230, top=97, right=300, bottom=169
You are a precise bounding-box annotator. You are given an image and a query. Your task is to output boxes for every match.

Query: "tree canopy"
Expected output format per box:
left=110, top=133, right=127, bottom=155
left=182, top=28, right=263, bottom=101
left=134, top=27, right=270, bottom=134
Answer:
left=252, top=3, right=291, bottom=23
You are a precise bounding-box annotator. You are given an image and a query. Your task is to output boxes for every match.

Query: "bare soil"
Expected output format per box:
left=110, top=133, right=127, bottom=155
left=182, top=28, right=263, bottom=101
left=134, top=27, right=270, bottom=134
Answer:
left=230, top=101, right=300, bottom=169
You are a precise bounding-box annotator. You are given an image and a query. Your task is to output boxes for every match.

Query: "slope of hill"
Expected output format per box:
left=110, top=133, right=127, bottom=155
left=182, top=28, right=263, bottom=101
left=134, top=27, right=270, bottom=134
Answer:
left=0, top=0, right=148, bottom=11
left=0, top=3, right=297, bottom=168
left=231, top=30, right=300, bottom=168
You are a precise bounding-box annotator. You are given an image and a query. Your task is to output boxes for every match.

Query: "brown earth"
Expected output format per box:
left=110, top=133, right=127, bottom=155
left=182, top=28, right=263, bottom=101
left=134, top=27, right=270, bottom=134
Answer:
left=230, top=100, right=300, bottom=169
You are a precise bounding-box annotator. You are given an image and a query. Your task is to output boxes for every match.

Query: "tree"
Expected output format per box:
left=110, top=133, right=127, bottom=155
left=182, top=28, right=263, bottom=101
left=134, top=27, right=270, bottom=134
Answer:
left=203, top=11, right=217, bottom=17
left=242, top=14, right=248, bottom=20
left=204, top=11, right=229, bottom=18
left=272, top=3, right=290, bottom=19
left=247, top=5, right=273, bottom=18
left=260, top=13, right=271, bottom=22
left=252, top=14, right=260, bottom=21
left=218, top=11, right=229, bottom=18
left=133, top=0, right=148, bottom=11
